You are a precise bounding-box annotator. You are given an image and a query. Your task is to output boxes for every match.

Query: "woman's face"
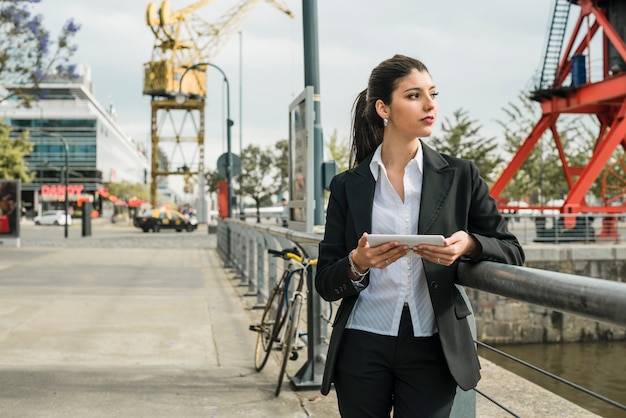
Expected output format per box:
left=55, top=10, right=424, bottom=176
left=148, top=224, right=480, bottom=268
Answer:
left=384, top=69, right=438, bottom=139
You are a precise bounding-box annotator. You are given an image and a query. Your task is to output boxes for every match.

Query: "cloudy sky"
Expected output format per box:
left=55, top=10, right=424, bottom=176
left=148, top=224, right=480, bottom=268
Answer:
left=33, top=0, right=561, bottom=178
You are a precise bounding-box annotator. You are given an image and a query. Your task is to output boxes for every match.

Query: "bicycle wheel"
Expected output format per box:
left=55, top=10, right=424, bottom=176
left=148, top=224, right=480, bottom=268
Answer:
left=275, top=292, right=303, bottom=397
left=253, top=270, right=289, bottom=371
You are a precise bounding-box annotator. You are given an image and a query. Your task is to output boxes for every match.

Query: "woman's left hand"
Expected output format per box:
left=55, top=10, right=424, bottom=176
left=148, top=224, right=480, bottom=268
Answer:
left=412, top=230, right=480, bottom=266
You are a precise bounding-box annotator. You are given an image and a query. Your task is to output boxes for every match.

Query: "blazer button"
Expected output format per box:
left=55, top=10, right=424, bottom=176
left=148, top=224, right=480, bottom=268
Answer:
left=430, top=281, right=439, bottom=290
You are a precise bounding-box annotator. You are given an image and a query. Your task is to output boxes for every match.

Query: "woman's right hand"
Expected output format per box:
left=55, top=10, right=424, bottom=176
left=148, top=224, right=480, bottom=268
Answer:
left=352, top=232, right=410, bottom=271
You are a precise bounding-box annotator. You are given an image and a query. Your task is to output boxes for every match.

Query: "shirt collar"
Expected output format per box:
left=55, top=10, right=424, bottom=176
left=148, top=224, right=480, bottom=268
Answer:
left=369, top=142, right=424, bottom=181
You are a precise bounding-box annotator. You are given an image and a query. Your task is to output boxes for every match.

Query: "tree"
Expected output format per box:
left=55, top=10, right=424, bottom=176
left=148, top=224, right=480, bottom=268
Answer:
left=274, top=139, right=289, bottom=197
left=430, top=108, right=502, bottom=185
left=204, top=169, right=224, bottom=196
left=204, top=168, right=224, bottom=214
left=106, top=181, right=150, bottom=203
left=237, top=144, right=280, bottom=223
left=325, top=129, right=349, bottom=173
left=0, top=0, right=81, bottom=106
left=0, top=121, right=33, bottom=181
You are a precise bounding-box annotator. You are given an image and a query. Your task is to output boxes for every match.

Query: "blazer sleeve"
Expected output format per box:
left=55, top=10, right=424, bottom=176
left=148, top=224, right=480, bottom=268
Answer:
left=463, top=161, right=525, bottom=266
left=315, top=173, right=366, bottom=302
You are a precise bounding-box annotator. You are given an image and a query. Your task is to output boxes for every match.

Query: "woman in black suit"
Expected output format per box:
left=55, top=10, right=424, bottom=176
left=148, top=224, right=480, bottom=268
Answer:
left=315, top=54, right=525, bottom=418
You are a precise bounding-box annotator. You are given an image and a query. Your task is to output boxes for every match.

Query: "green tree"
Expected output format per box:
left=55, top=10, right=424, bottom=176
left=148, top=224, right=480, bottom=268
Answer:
left=430, top=108, right=502, bottom=185
left=274, top=139, right=289, bottom=197
left=325, top=129, right=350, bottom=173
left=237, top=144, right=280, bottom=223
left=0, top=121, right=33, bottom=181
left=106, top=181, right=150, bottom=202
left=205, top=169, right=224, bottom=195
left=0, top=0, right=81, bottom=106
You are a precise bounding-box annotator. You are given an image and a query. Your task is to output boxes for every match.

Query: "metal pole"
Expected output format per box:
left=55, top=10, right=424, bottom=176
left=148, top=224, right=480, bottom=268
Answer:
left=178, top=63, right=234, bottom=218
left=207, top=64, right=234, bottom=219
left=302, top=0, right=324, bottom=227
left=291, top=0, right=324, bottom=390
left=59, top=136, right=69, bottom=239
left=238, top=31, right=244, bottom=217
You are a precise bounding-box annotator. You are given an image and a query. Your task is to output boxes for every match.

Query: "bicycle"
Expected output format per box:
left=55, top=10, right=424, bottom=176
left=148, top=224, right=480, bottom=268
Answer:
left=249, top=246, right=317, bottom=396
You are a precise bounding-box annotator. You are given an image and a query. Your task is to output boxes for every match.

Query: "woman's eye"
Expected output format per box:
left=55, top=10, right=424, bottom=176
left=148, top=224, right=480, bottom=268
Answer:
left=430, top=92, right=439, bottom=99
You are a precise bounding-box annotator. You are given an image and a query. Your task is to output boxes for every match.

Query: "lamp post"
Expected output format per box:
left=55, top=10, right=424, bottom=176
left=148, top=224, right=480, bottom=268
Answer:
left=176, top=62, right=234, bottom=218
left=60, top=135, right=69, bottom=239
left=33, top=129, right=69, bottom=239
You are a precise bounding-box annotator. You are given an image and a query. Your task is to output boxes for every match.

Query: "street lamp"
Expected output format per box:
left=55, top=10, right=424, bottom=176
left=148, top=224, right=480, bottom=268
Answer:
left=30, top=129, right=70, bottom=239
left=176, top=62, right=234, bottom=218
left=59, top=135, right=69, bottom=239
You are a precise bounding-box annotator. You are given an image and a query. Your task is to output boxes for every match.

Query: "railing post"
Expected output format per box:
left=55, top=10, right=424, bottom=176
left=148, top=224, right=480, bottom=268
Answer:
left=244, top=230, right=262, bottom=296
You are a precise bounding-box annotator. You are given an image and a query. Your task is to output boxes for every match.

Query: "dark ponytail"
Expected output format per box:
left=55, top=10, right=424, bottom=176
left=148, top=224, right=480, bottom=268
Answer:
left=350, top=89, right=383, bottom=168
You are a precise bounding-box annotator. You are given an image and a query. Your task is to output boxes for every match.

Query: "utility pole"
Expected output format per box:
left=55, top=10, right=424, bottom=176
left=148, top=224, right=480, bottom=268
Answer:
left=302, top=0, right=324, bottom=227
left=291, top=0, right=324, bottom=391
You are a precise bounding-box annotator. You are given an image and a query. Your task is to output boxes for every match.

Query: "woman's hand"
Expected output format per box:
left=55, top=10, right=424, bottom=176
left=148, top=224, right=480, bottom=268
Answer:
left=412, top=230, right=481, bottom=266
left=351, top=232, right=410, bottom=272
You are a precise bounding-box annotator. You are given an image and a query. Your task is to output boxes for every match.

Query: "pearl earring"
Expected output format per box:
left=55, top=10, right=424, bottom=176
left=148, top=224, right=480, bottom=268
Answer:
left=383, top=118, right=388, bottom=127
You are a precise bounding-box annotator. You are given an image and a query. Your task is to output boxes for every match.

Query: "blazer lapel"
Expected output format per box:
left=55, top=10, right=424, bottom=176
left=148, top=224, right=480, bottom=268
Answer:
left=346, top=154, right=376, bottom=236
left=419, top=141, right=455, bottom=234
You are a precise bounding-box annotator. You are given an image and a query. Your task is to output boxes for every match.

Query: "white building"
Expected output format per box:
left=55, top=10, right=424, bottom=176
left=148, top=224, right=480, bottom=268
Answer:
left=0, top=70, right=153, bottom=216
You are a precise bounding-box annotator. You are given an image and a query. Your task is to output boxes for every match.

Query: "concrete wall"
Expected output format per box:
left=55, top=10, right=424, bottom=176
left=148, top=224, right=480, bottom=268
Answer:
left=467, top=243, right=626, bottom=344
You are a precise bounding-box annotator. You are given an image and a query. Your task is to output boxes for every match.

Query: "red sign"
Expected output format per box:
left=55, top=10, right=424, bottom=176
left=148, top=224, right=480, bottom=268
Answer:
left=41, top=184, right=85, bottom=198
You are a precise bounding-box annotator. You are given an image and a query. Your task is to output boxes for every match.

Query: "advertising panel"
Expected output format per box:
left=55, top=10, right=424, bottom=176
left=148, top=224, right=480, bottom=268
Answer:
left=288, top=86, right=314, bottom=233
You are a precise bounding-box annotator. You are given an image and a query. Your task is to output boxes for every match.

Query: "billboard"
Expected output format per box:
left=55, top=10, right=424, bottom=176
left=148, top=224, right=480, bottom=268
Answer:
left=288, top=86, right=314, bottom=233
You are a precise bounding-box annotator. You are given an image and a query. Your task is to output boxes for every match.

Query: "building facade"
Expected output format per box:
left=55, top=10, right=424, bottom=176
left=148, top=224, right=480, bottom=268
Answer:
left=0, top=73, right=150, bottom=217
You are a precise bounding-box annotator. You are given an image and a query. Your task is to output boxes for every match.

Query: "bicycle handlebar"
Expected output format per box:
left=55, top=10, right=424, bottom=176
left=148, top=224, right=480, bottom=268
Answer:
left=268, top=247, right=320, bottom=266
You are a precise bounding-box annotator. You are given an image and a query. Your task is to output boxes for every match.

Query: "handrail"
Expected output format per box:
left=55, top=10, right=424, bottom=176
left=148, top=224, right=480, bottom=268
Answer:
left=224, top=218, right=626, bottom=328
left=457, top=262, right=626, bottom=328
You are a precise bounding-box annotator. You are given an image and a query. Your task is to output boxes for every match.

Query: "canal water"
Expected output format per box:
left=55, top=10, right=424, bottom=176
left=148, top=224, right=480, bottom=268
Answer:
left=478, top=341, right=626, bottom=417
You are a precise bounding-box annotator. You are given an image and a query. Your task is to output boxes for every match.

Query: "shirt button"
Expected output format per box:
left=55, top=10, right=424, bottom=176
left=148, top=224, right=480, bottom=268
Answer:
left=430, top=281, right=439, bottom=290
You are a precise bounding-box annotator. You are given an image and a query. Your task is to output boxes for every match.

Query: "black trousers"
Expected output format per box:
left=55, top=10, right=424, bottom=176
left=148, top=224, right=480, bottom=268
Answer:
left=334, top=307, right=456, bottom=418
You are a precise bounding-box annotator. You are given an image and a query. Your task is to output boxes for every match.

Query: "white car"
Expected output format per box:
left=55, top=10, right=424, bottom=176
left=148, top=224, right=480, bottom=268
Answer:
left=34, top=210, right=73, bottom=226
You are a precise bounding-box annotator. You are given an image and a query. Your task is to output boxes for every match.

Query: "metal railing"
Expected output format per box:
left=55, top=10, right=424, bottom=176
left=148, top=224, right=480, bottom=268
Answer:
left=216, top=218, right=626, bottom=416
left=500, top=212, right=625, bottom=245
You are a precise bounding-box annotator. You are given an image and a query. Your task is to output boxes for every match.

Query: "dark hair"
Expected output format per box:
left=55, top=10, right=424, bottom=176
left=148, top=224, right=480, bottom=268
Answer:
left=349, top=54, right=430, bottom=167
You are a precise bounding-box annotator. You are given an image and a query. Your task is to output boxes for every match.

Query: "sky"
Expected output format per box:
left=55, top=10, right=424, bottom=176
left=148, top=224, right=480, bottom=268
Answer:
left=32, top=0, right=560, bottom=193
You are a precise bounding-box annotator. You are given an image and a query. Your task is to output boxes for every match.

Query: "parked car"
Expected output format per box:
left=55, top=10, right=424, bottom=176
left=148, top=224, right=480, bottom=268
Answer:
left=33, top=210, right=72, bottom=226
left=134, top=207, right=194, bottom=233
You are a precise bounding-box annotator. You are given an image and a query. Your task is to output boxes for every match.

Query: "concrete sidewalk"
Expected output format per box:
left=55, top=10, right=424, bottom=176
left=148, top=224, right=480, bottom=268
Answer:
left=0, top=228, right=600, bottom=417
left=0, top=242, right=339, bottom=417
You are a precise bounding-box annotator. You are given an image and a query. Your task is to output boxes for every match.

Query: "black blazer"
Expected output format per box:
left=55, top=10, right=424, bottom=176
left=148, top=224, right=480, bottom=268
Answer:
left=315, top=141, right=525, bottom=395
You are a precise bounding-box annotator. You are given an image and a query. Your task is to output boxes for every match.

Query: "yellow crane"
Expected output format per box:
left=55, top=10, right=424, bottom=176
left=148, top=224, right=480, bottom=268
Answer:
left=142, top=0, right=293, bottom=208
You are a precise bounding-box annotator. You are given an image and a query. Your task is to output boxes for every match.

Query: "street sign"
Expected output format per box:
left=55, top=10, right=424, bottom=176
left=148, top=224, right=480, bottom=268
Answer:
left=216, top=153, right=241, bottom=178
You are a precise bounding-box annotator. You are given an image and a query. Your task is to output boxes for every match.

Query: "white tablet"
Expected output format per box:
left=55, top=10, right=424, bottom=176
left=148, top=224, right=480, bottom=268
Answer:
left=367, top=234, right=445, bottom=247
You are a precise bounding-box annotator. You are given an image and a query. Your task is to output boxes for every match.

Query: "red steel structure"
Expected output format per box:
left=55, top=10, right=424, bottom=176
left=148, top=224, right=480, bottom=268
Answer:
left=491, top=0, right=626, bottom=237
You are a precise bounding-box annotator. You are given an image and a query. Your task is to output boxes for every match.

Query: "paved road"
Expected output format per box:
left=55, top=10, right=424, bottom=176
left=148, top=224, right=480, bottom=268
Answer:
left=0, top=220, right=600, bottom=417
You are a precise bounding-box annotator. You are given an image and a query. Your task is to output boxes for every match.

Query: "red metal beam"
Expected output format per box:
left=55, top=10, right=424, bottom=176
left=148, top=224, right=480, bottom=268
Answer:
left=540, top=73, right=626, bottom=114
left=565, top=98, right=626, bottom=210
left=490, top=114, right=554, bottom=200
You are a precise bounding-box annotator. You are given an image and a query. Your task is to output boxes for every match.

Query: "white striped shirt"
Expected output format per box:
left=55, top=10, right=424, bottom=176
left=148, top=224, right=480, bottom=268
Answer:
left=346, top=144, right=437, bottom=337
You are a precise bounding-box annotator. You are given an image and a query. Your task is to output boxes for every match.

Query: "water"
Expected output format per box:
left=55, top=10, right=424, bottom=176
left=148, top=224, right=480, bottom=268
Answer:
left=478, top=341, right=626, bottom=417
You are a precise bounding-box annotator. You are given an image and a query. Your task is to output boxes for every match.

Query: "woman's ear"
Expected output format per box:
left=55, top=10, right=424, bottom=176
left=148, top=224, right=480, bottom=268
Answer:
left=375, top=99, right=389, bottom=120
